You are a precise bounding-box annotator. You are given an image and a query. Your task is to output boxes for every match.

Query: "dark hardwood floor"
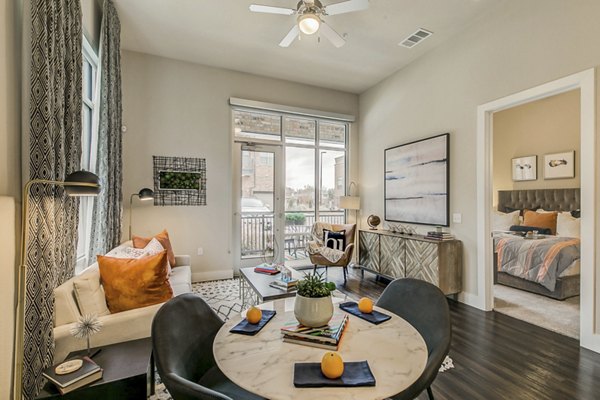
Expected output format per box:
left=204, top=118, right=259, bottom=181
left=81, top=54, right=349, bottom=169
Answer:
left=320, top=265, right=600, bottom=400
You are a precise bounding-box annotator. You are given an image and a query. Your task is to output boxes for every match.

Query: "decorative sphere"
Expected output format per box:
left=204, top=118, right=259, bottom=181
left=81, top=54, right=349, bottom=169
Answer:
left=367, top=215, right=381, bottom=229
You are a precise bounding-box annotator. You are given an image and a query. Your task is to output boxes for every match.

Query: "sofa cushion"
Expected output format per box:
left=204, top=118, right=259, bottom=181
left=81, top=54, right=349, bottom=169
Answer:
left=54, top=283, right=81, bottom=326
left=72, top=267, right=110, bottom=317
left=133, top=229, right=176, bottom=267
left=98, top=250, right=173, bottom=313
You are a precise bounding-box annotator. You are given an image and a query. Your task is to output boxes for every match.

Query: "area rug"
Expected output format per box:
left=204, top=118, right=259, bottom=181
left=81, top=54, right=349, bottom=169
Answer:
left=494, top=284, right=579, bottom=339
left=149, top=279, right=454, bottom=400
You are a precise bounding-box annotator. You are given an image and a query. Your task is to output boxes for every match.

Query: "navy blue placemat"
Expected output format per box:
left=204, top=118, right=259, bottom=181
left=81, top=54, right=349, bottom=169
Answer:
left=230, top=310, right=276, bottom=335
left=339, top=302, right=391, bottom=325
left=294, top=361, right=376, bottom=387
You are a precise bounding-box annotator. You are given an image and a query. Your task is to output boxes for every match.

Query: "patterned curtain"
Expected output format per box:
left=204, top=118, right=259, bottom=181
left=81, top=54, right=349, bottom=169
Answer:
left=25, top=0, right=82, bottom=398
left=88, top=0, right=123, bottom=258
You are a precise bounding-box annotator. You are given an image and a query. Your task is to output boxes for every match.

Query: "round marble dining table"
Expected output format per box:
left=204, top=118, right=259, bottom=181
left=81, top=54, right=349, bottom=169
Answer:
left=213, top=297, right=428, bottom=400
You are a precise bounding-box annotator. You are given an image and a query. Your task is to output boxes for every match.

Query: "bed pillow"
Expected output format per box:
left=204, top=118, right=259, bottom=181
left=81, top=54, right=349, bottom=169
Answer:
left=523, top=210, right=558, bottom=235
left=133, top=229, right=176, bottom=267
left=98, top=250, right=173, bottom=313
left=557, top=212, right=580, bottom=238
left=492, top=210, right=520, bottom=231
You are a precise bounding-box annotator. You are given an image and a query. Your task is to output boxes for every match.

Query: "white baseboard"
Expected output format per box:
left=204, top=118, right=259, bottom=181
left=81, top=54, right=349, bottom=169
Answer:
left=457, top=291, right=487, bottom=311
left=192, top=270, right=233, bottom=282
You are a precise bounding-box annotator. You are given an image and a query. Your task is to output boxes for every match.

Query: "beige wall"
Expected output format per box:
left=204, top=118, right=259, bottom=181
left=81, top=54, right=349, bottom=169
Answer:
left=81, top=0, right=102, bottom=51
left=121, top=51, right=359, bottom=280
left=492, top=90, right=580, bottom=205
left=358, top=0, right=600, bottom=303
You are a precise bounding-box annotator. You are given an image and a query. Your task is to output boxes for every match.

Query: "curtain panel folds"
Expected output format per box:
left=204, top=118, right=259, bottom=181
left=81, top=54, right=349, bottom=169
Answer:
left=25, top=0, right=83, bottom=398
left=89, top=0, right=123, bottom=258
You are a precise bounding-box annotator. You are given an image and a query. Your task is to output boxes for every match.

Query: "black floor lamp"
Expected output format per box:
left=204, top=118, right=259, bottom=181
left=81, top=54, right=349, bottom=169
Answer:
left=128, top=188, right=154, bottom=240
left=13, top=171, right=100, bottom=399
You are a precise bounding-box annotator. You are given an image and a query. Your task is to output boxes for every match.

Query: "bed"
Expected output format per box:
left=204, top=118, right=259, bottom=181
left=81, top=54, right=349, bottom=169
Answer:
left=493, top=189, right=580, bottom=300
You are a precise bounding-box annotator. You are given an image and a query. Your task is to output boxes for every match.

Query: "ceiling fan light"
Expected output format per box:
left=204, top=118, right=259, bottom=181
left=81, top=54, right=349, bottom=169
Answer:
left=298, top=14, right=320, bottom=35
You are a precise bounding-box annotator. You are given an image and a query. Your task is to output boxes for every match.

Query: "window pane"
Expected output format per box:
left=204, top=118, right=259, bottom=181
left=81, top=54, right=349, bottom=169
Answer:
left=234, top=110, right=281, bottom=141
left=81, top=106, right=92, bottom=169
left=319, top=121, right=346, bottom=148
left=284, top=117, right=315, bottom=145
left=319, top=150, right=345, bottom=212
left=83, top=60, right=93, bottom=100
left=286, top=147, right=315, bottom=213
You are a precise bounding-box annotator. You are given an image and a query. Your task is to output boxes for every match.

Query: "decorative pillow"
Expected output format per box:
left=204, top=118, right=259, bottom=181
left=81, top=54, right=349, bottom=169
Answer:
left=133, top=229, right=176, bottom=267
left=323, top=229, right=346, bottom=251
left=523, top=210, right=558, bottom=235
left=124, top=238, right=172, bottom=274
left=98, top=251, right=173, bottom=313
left=72, top=269, right=111, bottom=317
left=571, top=209, right=581, bottom=218
left=557, top=212, right=580, bottom=238
left=505, top=206, right=539, bottom=217
left=492, top=210, right=520, bottom=231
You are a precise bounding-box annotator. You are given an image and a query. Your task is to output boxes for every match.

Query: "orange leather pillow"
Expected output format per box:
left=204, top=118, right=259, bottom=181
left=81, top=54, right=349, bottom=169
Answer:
left=98, top=251, right=173, bottom=313
left=523, top=210, right=558, bottom=235
left=133, top=229, right=176, bottom=267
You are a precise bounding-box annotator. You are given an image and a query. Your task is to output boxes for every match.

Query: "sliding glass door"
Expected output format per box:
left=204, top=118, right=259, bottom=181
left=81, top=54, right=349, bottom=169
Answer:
left=233, top=108, right=348, bottom=270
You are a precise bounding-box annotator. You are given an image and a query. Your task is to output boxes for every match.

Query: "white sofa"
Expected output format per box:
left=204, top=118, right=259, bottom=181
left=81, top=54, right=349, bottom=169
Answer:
left=53, top=241, right=192, bottom=362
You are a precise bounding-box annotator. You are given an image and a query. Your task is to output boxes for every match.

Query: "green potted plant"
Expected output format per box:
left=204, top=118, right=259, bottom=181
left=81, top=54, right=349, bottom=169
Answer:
left=294, top=271, right=336, bottom=327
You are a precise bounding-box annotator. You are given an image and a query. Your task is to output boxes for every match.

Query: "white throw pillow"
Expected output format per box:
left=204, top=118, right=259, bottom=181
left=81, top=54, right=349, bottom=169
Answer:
left=557, top=212, right=580, bottom=238
left=492, top=210, right=520, bottom=231
left=72, top=269, right=111, bottom=317
left=122, top=238, right=172, bottom=274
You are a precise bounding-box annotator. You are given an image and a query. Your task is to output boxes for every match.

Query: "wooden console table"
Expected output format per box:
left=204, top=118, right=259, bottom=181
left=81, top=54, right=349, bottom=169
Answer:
left=358, top=229, right=462, bottom=295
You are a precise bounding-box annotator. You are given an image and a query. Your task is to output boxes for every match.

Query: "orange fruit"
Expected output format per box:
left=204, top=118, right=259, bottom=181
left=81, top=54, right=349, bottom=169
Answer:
left=321, top=351, right=344, bottom=379
left=358, top=297, right=373, bottom=314
left=246, top=306, right=262, bottom=324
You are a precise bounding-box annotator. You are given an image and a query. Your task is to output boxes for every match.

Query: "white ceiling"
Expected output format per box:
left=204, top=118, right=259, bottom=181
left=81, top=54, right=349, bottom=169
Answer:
left=115, top=0, right=497, bottom=94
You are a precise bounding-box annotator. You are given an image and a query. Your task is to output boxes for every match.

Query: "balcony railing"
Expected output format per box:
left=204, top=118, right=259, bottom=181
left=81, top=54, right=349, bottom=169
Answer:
left=241, top=211, right=345, bottom=258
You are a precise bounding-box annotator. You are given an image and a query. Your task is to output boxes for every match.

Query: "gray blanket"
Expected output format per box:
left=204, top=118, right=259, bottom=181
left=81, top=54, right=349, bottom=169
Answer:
left=496, top=236, right=580, bottom=291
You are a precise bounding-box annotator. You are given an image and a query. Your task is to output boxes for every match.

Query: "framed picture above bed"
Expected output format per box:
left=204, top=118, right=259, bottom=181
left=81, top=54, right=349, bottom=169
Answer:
left=384, top=133, right=449, bottom=227
left=544, top=151, right=575, bottom=179
left=511, top=155, right=537, bottom=181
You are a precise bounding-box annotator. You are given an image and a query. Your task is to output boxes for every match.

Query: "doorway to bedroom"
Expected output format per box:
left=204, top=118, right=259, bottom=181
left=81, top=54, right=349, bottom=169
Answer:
left=490, top=90, right=581, bottom=339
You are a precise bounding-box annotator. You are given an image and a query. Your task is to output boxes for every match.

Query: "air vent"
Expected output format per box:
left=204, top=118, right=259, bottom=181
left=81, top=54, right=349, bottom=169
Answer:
left=399, top=28, right=433, bottom=48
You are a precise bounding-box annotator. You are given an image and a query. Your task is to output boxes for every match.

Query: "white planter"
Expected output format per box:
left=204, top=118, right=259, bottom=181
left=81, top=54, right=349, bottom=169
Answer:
left=294, top=294, right=334, bottom=327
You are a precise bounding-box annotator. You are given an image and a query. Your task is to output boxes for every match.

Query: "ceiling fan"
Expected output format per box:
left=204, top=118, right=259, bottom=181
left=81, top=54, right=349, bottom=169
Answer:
left=249, top=0, right=369, bottom=48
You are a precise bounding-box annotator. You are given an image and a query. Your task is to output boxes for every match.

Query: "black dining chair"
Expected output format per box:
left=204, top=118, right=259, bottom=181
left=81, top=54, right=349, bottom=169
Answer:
left=151, top=293, right=265, bottom=400
left=376, top=278, right=452, bottom=400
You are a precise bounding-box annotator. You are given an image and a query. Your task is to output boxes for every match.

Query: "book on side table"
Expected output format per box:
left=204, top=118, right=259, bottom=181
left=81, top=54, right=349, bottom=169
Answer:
left=42, top=356, right=103, bottom=395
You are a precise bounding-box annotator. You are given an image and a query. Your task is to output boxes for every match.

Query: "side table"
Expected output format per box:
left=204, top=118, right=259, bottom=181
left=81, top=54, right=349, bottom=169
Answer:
left=36, top=338, right=154, bottom=400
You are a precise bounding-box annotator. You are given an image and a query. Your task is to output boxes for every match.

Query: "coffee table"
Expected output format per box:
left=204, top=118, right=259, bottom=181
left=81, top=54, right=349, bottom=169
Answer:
left=239, top=266, right=304, bottom=306
left=36, top=338, right=154, bottom=399
left=214, top=298, right=427, bottom=400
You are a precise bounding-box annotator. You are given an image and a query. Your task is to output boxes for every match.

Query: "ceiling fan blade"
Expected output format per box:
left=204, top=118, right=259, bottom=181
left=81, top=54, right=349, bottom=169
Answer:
left=320, top=21, right=345, bottom=48
left=279, top=25, right=300, bottom=47
left=325, top=0, right=369, bottom=16
left=249, top=4, right=295, bottom=15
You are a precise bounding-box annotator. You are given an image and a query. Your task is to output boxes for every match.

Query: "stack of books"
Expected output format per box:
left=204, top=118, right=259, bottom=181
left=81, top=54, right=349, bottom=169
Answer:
left=43, top=356, right=103, bottom=395
left=269, top=276, right=298, bottom=292
left=280, top=312, right=349, bottom=350
left=254, top=263, right=280, bottom=275
left=425, top=231, right=455, bottom=241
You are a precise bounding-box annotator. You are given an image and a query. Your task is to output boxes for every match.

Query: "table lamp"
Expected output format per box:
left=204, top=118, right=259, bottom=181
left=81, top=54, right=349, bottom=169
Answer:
left=14, top=171, right=100, bottom=400
left=129, top=188, right=154, bottom=239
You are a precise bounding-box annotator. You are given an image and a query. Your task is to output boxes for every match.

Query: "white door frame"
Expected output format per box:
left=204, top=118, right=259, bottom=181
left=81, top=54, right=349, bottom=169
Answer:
left=476, top=68, right=599, bottom=352
left=232, top=142, right=285, bottom=271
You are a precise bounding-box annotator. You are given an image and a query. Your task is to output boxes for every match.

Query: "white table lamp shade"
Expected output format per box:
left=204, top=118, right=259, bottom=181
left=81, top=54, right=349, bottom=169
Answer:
left=339, top=196, right=360, bottom=210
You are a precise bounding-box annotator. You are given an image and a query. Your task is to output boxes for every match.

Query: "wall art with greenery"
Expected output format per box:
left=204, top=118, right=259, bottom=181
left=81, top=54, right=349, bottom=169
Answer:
left=153, top=156, right=206, bottom=206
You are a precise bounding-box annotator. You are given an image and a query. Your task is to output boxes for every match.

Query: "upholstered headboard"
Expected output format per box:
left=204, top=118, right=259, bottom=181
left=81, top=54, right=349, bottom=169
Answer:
left=497, top=189, right=580, bottom=213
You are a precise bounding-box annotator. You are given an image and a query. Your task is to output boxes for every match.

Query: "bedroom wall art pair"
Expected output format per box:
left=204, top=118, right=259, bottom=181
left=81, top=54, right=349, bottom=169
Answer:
left=511, top=151, right=575, bottom=182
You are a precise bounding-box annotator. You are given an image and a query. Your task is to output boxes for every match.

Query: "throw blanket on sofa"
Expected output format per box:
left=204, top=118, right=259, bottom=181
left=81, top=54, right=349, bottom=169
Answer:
left=496, top=236, right=580, bottom=291
left=306, top=222, right=345, bottom=263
